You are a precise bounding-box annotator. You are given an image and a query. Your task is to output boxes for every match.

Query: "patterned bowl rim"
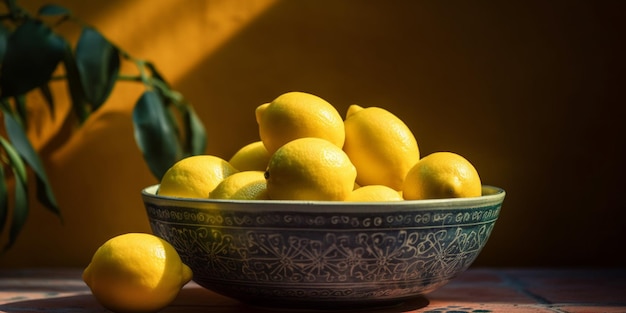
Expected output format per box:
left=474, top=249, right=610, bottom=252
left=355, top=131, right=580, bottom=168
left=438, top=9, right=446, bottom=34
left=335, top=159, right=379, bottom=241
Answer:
left=142, top=184, right=505, bottom=213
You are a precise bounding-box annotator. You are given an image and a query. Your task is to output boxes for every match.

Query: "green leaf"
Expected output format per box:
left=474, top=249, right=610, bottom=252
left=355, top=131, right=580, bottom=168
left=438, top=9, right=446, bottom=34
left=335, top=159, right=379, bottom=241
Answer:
left=14, top=95, right=27, bottom=128
left=35, top=173, right=61, bottom=220
left=133, top=90, right=183, bottom=180
left=0, top=24, right=8, bottom=68
left=3, top=163, right=29, bottom=252
left=0, top=155, right=9, bottom=236
left=144, top=62, right=169, bottom=87
left=37, top=4, right=72, bottom=16
left=39, top=84, right=55, bottom=119
left=62, top=41, right=89, bottom=123
left=182, top=105, right=207, bottom=155
left=0, top=98, right=12, bottom=113
left=3, top=113, right=60, bottom=217
left=0, top=136, right=27, bottom=183
left=0, top=19, right=65, bottom=98
left=0, top=135, right=27, bottom=251
left=3, top=0, right=19, bottom=15
left=75, top=27, right=120, bottom=111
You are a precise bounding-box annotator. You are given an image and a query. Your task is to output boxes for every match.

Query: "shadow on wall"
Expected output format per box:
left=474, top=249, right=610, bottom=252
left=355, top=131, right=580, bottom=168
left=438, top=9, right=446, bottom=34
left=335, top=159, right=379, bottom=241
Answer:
left=0, top=0, right=280, bottom=267
left=174, top=0, right=626, bottom=267
left=1, top=0, right=624, bottom=267
left=0, top=0, right=282, bottom=267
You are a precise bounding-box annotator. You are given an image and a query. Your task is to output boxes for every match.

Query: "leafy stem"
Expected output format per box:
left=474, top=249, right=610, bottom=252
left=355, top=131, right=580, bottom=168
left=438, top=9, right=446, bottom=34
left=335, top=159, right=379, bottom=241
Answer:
left=0, top=0, right=207, bottom=252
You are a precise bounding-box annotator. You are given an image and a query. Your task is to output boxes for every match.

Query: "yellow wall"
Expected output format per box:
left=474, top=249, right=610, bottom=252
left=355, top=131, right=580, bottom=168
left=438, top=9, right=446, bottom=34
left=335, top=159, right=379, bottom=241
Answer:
left=1, top=0, right=624, bottom=267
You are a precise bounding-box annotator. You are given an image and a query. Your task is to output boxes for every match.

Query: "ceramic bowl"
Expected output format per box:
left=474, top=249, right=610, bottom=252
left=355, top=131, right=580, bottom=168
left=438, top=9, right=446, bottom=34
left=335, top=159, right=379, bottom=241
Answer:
left=142, top=185, right=505, bottom=309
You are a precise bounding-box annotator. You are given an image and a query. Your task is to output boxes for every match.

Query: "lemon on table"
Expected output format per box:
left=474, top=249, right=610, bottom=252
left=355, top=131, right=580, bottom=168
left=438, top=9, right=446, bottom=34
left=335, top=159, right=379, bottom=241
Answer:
left=228, top=141, right=271, bottom=172
left=209, top=170, right=269, bottom=200
left=345, top=185, right=403, bottom=202
left=265, top=137, right=356, bottom=201
left=158, top=155, right=239, bottom=198
left=402, top=151, right=482, bottom=200
left=82, top=233, right=192, bottom=313
left=255, top=91, right=345, bottom=154
left=343, top=104, right=420, bottom=191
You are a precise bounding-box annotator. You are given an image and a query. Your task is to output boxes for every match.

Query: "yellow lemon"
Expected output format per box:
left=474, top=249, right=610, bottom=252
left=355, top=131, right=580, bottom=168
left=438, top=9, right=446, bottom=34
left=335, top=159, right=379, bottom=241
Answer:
left=265, top=137, right=356, bottom=201
left=158, top=155, right=238, bottom=198
left=345, top=185, right=403, bottom=202
left=255, top=91, right=345, bottom=154
left=209, top=170, right=269, bottom=200
left=402, top=151, right=482, bottom=200
left=82, top=233, right=193, bottom=313
left=228, top=141, right=271, bottom=172
left=343, top=104, right=420, bottom=191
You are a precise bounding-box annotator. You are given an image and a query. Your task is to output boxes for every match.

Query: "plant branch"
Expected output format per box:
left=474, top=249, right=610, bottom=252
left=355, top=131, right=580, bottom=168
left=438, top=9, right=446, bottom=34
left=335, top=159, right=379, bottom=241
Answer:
left=0, top=0, right=207, bottom=251
left=50, top=74, right=143, bottom=82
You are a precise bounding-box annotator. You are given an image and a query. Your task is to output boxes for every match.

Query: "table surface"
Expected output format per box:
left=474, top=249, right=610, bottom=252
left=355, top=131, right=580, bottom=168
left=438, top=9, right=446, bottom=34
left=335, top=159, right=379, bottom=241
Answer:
left=1, top=267, right=625, bottom=313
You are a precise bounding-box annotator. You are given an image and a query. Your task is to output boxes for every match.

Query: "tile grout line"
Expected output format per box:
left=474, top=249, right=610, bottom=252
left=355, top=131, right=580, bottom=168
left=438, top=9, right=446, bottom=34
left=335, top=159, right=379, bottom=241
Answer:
left=496, top=271, right=555, bottom=305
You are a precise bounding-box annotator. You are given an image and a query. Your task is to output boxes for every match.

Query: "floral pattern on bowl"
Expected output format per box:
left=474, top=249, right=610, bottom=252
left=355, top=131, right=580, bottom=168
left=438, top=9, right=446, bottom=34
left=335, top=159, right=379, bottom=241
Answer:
left=142, top=185, right=505, bottom=309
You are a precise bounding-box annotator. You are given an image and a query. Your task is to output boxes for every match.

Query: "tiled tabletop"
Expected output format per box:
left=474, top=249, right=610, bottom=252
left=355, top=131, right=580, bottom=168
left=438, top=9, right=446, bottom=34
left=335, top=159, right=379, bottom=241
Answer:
left=1, top=268, right=625, bottom=313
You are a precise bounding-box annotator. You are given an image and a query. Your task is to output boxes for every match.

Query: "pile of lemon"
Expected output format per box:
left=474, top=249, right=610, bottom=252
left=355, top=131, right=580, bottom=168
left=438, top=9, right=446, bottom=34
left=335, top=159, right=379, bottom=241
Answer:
left=159, top=91, right=482, bottom=202
left=82, top=91, right=483, bottom=313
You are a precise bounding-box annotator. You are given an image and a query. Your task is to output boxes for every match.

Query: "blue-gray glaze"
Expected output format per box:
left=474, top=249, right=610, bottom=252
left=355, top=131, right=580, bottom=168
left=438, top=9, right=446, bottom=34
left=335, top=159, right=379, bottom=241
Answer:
left=142, top=185, right=505, bottom=308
